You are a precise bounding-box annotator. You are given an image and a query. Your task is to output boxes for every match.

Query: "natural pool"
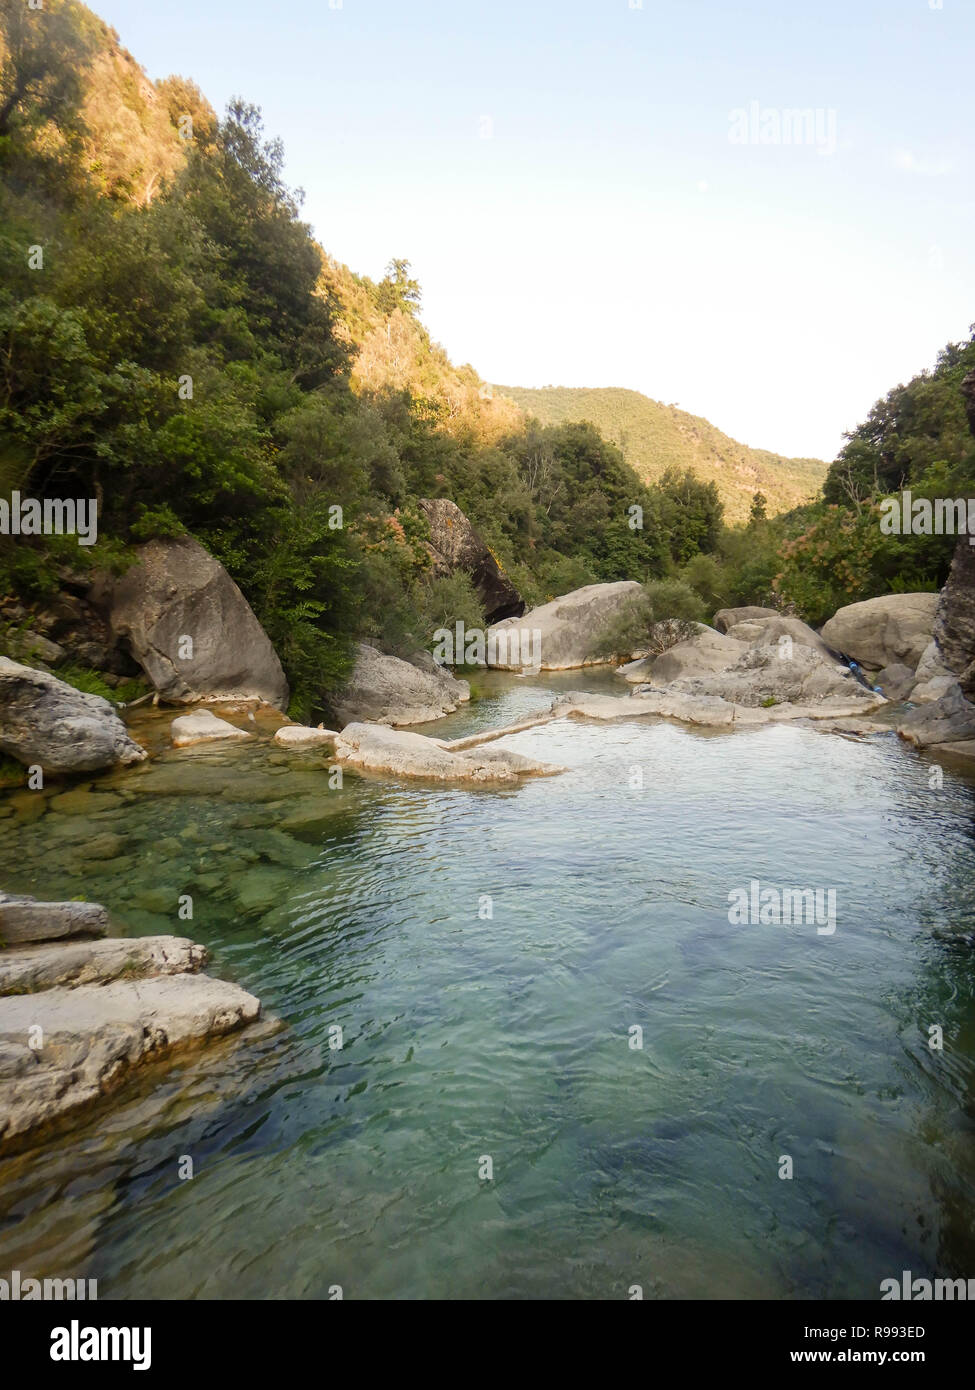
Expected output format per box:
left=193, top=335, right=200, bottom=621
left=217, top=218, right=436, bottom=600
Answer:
left=1, top=669, right=974, bottom=1299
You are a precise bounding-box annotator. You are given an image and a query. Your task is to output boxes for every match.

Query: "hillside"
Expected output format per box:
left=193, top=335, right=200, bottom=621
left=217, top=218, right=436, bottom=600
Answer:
left=495, top=386, right=827, bottom=523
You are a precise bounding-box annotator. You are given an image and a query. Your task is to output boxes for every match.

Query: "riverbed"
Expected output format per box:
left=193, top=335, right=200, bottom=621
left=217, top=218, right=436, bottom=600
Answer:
left=1, top=669, right=974, bottom=1298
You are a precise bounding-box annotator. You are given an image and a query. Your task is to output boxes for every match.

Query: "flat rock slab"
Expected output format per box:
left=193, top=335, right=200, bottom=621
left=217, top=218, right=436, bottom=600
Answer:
left=553, top=690, right=887, bottom=729
left=0, top=972, right=261, bottom=1150
left=931, top=739, right=975, bottom=768
left=171, top=710, right=252, bottom=748
left=0, top=936, right=207, bottom=995
left=0, top=895, right=108, bottom=946
left=273, top=725, right=339, bottom=747
left=334, top=722, right=565, bottom=782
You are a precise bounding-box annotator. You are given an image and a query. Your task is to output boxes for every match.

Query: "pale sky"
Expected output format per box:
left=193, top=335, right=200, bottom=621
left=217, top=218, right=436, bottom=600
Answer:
left=95, top=0, right=974, bottom=462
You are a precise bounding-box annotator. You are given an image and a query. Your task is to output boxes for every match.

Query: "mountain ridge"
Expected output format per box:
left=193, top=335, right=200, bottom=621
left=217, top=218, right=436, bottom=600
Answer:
left=494, top=385, right=827, bottom=523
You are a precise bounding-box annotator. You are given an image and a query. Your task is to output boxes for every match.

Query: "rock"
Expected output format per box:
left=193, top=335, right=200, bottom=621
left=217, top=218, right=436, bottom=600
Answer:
left=712, top=606, right=780, bottom=633
left=727, top=614, right=837, bottom=663
left=171, top=710, right=252, bottom=748
left=332, top=643, right=470, bottom=726
left=334, top=722, right=565, bottom=782
left=875, top=663, right=917, bottom=702
left=820, top=593, right=939, bottom=671
left=0, top=894, right=108, bottom=946
left=0, top=936, right=208, bottom=994
left=99, top=535, right=289, bottom=709
left=418, top=498, right=524, bottom=622
left=0, top=657, right=147, bottom=774
left=554, top=688, right=887, bottom=728
left=664, top=641, right=876, bottom=708
left=909, top=639, right=957, bottom=702
left=930, top=739, right=975, bottom=770
left=0, top=972, right=261, bottom=1151
left=487, top=581, right=645, bottom=670
left=273, top=725, right=338, bottom=747
left=933, top=535, right=975, bottom=699
left=646, top=625, right=745, bottom=683
left=5, top=630, right=65, bottom=665
left=896, top=682, right=975, bottom=748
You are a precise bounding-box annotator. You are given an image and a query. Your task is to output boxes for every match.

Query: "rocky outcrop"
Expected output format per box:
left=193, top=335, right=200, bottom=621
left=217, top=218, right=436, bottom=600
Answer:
left=334, top=722, right=564, bottom=782
left=640, top=625, right=744, bottom=684
left=933, top=536, right=975, bottom=700
left=171, top=710, right=252, bottom=748
left=487, top=581, right=644, bottom=670
left=662, top=642, right=874, bottom=707
left=0, top=892, right=109, bottom=946
left=896, top=683, right=975, bottom=748
left=819, top=593, right=938, bottom=671
left=0, top=657, right=147, bottom=774
left=724, top=614, right=837, bottom=662
left=0, top=894, right=262, bottom=1154
left=713, top=605, right=780, bottom=633
left=98, top=535, right=289, bottom=710
left=418, top=498, right=524, bottom=622
left=332, top=643, right=470, bottom=727
left=552, top=688, right=887, bottom=728
left=910, top=640, right=957, bottom=702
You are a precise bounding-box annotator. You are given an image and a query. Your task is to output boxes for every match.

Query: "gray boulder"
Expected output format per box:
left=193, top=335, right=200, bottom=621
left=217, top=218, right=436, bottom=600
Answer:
left=820, top=593, right=938, bottom=671
left=171, top=710, right=252, bottom=748
left=713, top=606, right=780, bottom=633
left=667, top=641, right=872, bottom=707
left=0, top=892, right=108, bottom=946
left=101, top=536, right=289, bottom=710
left=0, top=657, right=146, bottom=774
left=419, top=498, right=523, bottom=622
left=725, top=614, right=837, bottom=662
left=875, top=663, right=917, bottom=702
left=933, top=535, right=975, bottom=700
left=487, top=581, right=644, bottom=670
left=897, top=682, right=975, bottom=748
left=646, top=625, right=745, bottom=683
left=332, top=643, right=470, bottom=727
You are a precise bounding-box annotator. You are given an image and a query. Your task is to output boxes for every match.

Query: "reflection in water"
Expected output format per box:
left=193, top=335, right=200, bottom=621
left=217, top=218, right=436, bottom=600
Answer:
left=1, top=670, right=974, bottom=1298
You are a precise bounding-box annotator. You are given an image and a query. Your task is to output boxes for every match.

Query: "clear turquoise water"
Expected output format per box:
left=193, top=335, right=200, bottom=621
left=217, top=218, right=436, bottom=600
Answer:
left=2, top=671, right=975, bottom=1299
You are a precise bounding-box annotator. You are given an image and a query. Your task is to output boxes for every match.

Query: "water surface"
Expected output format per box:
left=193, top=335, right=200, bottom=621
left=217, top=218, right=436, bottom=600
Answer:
left=1, top=671, right=974, bottom=1299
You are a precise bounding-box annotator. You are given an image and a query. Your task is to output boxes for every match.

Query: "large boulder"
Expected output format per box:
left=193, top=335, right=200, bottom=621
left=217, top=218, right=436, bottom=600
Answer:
left=645, top=625, right=745, bottom=684
left=933, top=536, right=975, bottom=700
left=487, top=581, right=644, bottom=670
left=0, top=657, right=146, bottom=774
left=100, top=536, right=289, bottom=710
left=332, top=643, right=470, bottom=727
left=713, top=605, right=780, bottom=633
left=819, top=593, right=938, bottom=671
left=419, top=498, right=523, bottom=623
left=665, top=641, right=874, bottom=707
left=725, top=614, right=837, bottom=663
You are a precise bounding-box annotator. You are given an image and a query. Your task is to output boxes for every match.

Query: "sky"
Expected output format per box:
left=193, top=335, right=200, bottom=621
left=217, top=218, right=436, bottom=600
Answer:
left=92, top=0, right=973, bottom=462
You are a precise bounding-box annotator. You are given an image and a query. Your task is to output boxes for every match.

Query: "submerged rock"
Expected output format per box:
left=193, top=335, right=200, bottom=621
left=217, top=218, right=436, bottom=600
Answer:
left=332, top=643, right=470, bottom=726
left=0, top=657, right=147, bottom=775
left=0, top=972, right=260, bottom=1152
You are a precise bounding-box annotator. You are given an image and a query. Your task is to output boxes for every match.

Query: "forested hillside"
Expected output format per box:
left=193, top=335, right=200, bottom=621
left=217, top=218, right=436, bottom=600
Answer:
left=0, top=0, right=698, bottom=716
left=495, top=385, right=827, bottom=523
